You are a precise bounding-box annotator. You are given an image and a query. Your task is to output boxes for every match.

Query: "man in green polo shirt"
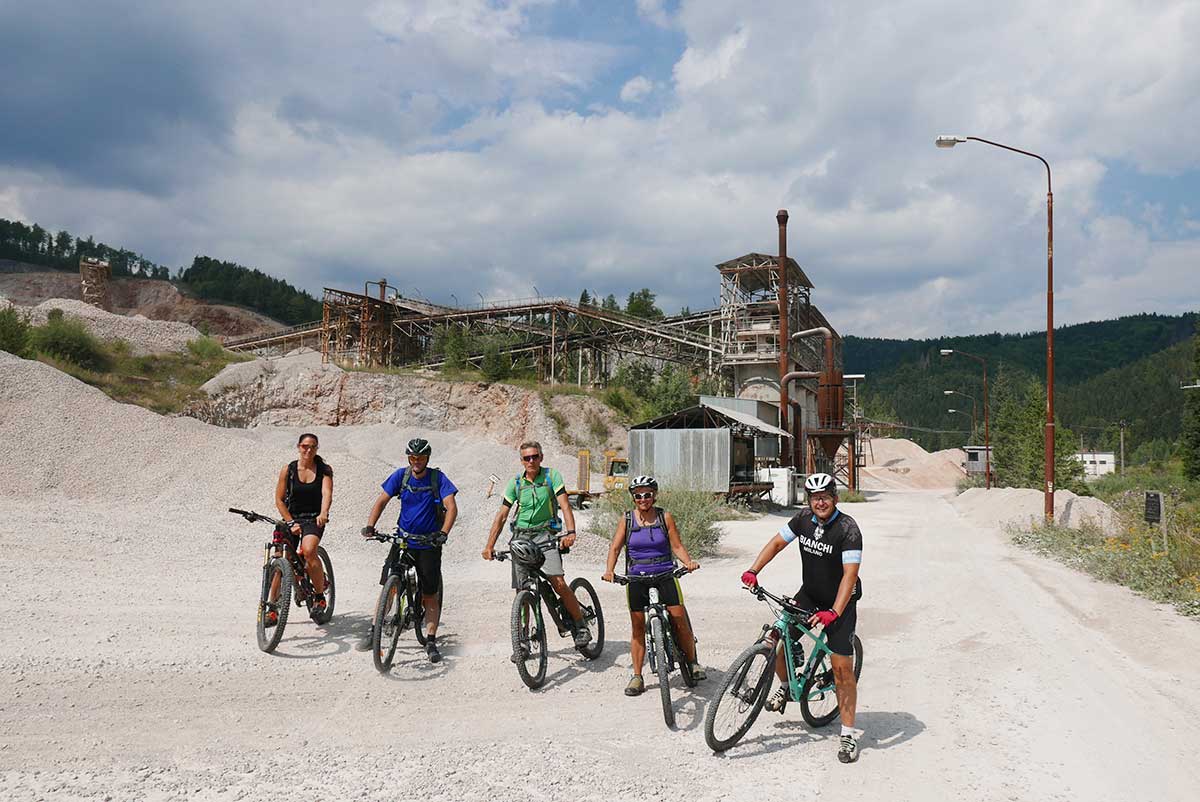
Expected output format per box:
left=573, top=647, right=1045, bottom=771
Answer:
left=482, top=440, right=590, bottom=648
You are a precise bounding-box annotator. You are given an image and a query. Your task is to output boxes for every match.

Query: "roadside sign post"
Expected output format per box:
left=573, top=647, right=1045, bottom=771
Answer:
left=1144, top=492, right=1168, bottom=554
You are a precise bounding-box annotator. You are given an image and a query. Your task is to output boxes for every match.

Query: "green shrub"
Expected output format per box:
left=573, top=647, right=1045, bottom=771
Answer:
left=31, top=312, right=109, bottom=370
left=955, top=474, right=986, bottom=494
left=0, top=306, right=32, bottom=357
left=587, top=486, right=728, bottom=557
left=586, top=411, right=610, bottom=443
left=187, top=336, right=225, bottom=360
left=838, top=488, right=869, bottom=503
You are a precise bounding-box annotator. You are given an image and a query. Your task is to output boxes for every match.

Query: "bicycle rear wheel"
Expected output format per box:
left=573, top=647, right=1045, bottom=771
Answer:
left=257, top=557, right=293, bottom=654
left=511, top=590, right=547, bottom=689
left=569, top=577, right=604, bottom=660
left=371, top=575, right=406, bottom=672
left=704, top=641, right=775, bottom=752
left=676, top=609, right=698, bottom=688
left=650, top=615, right=675, bottom=728
left=312, top=546, right=336, bottom=624
left=799, top=635, right=863, bottom=727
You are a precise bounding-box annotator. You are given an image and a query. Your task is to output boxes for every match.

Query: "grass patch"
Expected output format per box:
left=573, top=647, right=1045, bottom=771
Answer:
left=838, top=488, right=869, bottom=503
left=1009, top=515, right=1200, bottom=618
left=586, top=486, right=746, bottom=557
left=40, top=337, right=250, bottom=415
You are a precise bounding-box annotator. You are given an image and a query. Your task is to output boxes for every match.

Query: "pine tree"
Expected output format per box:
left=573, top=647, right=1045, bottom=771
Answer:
left=481, top=341, right=509, bottom=381
left=578, top=289, right=592, bottom=308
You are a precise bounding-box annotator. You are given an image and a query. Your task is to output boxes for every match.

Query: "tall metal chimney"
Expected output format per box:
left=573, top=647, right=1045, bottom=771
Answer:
left=777, top=210, right=790, bottom=467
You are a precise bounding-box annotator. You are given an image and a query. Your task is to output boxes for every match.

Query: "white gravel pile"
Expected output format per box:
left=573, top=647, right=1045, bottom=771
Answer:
left=0, top=350, right=588, bottom=562
left=952, top=486, right=1120, bottom=533
left=25, top=297, right=202, bottom=355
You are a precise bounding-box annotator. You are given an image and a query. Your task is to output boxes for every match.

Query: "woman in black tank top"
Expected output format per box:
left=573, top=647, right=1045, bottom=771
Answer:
left=269, top=433, right=334, bottom=619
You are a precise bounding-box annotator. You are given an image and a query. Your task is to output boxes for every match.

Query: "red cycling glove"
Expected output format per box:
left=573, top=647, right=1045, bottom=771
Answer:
left=741, top=570, right=759, bottom=588
left=812, top=609, right=839, bottom=627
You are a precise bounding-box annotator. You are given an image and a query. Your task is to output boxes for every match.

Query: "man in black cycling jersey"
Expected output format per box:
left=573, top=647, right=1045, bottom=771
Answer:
left=357, top=437, right=458, bottom=663
left=741, top=472, right=863, bottom=764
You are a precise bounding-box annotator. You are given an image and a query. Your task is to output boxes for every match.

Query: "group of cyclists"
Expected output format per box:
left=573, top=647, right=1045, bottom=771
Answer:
left=269, top=433, right=864, bottom=764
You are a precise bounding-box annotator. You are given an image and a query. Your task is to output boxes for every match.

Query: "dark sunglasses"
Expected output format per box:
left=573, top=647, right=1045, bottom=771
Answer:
left=521, top=454, right=543, bottom=462
left=632, top=492, right=655, bottom=500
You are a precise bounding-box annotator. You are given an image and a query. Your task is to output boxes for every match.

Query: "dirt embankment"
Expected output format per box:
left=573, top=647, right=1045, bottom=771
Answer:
left=190, top=350, right=629, bottom=471
left=0, top=267, right=284, bottom=337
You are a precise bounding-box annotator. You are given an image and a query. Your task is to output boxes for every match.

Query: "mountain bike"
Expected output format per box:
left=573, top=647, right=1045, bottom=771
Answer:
left=613, top=566, right=698, bottom=728
left=364, top=529, right=447, bottom=672
left=704, top=583, right=863, bottom=752
left=494, top=531, right=605, bottom=689
left=229, top=508, right=336, bottom=654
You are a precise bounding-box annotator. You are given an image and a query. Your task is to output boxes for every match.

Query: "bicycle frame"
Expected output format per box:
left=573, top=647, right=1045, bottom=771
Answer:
left=752, top=587, right=837, bottom=704
left=498, top=531, right=575, bottom=638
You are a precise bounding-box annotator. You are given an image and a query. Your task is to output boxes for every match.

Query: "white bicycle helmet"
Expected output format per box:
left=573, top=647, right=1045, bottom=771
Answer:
left=804, top=472, right=837, bottom=496
left=629, top=475, right=658, bottom=492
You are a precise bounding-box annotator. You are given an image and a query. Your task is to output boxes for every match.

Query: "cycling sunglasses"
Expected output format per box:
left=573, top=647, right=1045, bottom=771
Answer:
left=521, top=453, right=543, bottom=462
left=631, top=491, right=655, bottom=500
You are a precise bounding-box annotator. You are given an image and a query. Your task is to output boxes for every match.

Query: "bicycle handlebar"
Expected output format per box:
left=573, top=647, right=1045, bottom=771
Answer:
left=366, top=530, right=448, bottom=547
left=745, top=584, right=816, bottom=619
left=611, top=565, right=691, bottom=585
left=228, top=508, right=285, bottom=527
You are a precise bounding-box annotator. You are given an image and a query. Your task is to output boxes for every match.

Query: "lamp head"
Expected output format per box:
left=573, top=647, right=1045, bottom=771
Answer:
left=948, top=408, right=958, bottom=414
left=936, top=135, right=968, bottom=148
left=939, top=349, right=954, bottom=356
left=943, top=390, right=953, bottom=395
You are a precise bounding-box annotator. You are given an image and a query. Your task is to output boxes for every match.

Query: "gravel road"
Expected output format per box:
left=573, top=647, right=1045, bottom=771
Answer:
left=5, top=483, right=1200, bottom=801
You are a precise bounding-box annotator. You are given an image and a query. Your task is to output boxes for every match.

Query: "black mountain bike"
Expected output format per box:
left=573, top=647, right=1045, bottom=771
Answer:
left=613, top=567, right=698, bottom=728
left=704, top=583, right=863, bottom=752
left=364, top=529, right=446, bottom=672
left=230, top=508, right=336, bottom=654
left=494, top=533, right=605, bottom=689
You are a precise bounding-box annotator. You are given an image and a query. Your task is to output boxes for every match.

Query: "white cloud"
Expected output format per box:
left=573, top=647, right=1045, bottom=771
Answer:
left=636, top=0, right=673, bottom=28
left=619, top=75, right=655, bottom=103
left=4, top=0, right=1200, bottom=339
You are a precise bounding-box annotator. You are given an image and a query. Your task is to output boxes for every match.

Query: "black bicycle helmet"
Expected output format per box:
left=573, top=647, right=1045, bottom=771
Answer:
left=406, top=437, right=432, bottom=456
left=509, top=538, right=546, bottom=569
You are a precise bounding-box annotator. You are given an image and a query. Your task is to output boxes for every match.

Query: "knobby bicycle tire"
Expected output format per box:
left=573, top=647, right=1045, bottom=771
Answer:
left=703, top=641, right=775, bottom=752
left=372, top=575, right=405, bottom=672
left=799, top=634, right=864, bottom=727
left=257, top=557, right=293, bottom=654
left=569, top=577, right=604, bottom=660
left=676, top=609, right=698, bottom=689
left=511, top=590, right=547, bottom=689
left=312, top=546, right=336, bottom=624
left=650, top=615, right=674, bottom=728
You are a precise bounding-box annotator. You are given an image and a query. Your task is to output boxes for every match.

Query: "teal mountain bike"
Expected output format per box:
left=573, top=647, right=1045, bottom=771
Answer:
left=704, top=584, right=863, bottom=752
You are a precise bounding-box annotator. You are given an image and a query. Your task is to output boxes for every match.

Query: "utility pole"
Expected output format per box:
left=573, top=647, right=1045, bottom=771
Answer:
left=1119, top=420, right=1127, bottom=473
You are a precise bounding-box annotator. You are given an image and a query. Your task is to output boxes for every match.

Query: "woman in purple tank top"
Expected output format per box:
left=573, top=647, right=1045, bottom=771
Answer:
left=603, top=476, right=705, bottom=697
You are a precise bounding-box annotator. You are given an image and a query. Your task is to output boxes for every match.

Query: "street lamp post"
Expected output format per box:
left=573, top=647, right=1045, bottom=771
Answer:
left=937, top=134, right=1053, bottom=519
left=940, top=348, right=991, bottom=489
left=943, top=389, right=977, bottom=438
left=947, top=408, right=972, bottom=446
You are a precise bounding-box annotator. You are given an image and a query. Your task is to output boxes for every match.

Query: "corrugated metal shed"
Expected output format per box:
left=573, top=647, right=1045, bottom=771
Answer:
left=629, top=428, right=731, bottom=492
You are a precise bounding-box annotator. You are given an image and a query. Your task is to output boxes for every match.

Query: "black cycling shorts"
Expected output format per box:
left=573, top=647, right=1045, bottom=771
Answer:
left=275, top=518, right=324, bottom=549
left=794, top=588, right=857, bottom=657
left=381, top=544, right=442, bottom=596
left=626, top=574, right=682, bottom=611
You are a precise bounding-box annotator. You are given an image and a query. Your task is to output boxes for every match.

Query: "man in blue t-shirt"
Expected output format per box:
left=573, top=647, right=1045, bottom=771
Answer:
left=357, top=438, right=459, bottom=662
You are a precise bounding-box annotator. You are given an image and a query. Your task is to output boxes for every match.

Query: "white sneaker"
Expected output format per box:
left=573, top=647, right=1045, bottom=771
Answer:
left=837, top=732, right=860, bottom=763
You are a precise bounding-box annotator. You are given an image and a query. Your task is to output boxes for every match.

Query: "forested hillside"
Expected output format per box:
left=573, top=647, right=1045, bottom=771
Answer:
left=845, top=314, right=1198, bottom=459
left=0, top=218, right=320, bottom=325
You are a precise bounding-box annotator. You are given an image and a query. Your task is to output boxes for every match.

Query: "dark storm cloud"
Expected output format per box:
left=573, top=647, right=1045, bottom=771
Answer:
left=0, top=1, right=232, bottom=195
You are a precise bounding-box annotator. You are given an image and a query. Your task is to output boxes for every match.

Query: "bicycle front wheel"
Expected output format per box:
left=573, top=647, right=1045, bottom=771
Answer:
left=312, top=546, right=335, bottom=624
left=704, top=641, right=775, bottom=752
left=371, top=575, right=406, bottom=672
left=511, top=590, right=547, bottom=689
left=799, top=634, right=864, bottom=727
left=569, top=577, right=604, bottom=660
left=650, top=615, right=674, bottom=728
left=257, top=557, right=293, bottom=654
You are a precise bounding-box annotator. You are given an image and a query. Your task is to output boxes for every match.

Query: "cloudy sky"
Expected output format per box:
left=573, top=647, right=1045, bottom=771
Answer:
left=2, top=0, right=1198, bottom=337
